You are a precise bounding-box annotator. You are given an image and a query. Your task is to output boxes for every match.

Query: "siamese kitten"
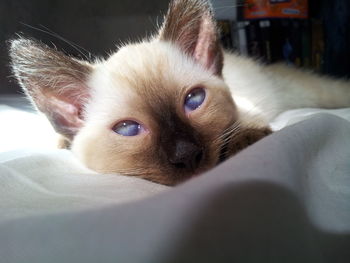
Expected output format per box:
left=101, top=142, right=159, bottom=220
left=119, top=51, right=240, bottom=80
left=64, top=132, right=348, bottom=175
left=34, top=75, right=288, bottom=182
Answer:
left=9, top=0, right=350, bottom=185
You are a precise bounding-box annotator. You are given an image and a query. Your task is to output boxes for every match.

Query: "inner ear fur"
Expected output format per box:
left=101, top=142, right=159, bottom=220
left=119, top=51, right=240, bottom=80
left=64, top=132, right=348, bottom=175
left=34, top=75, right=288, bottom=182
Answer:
left=158, top=0, right=223, bottom=75
left=9, top=37, right=93, bottom=140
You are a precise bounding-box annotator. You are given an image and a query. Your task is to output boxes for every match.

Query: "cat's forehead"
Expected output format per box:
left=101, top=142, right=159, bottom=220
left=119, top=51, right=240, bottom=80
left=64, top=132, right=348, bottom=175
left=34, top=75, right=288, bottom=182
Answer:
left=87, top=41, right=219, bottom=117
left=96, top=42, right=215, bottom=91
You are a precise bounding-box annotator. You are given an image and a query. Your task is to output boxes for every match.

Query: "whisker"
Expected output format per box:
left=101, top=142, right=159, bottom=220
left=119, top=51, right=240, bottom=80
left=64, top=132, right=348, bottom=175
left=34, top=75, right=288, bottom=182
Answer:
left=20, top=22, right=94, bottom=61
left=39, top=24, right=94, bottom=60
left=214, top=120, right=242, bottom=143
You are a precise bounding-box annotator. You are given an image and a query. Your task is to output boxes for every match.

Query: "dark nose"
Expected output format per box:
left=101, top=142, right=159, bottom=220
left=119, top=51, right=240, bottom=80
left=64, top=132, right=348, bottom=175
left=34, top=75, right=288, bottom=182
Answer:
left=168, top=139, right=203, bottom=171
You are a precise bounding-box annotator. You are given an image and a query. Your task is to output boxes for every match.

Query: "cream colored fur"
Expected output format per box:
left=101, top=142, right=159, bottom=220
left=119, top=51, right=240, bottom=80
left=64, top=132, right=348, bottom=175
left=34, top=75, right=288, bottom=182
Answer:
left=223, top=52, right=350, bottom=125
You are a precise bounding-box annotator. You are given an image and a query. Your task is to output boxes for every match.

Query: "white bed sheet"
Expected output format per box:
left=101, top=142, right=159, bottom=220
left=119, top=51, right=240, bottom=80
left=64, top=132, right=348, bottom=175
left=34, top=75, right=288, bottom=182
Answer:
left=0, top=105, right=349, bottom=219
left=0, top=103, right=350, bottom=262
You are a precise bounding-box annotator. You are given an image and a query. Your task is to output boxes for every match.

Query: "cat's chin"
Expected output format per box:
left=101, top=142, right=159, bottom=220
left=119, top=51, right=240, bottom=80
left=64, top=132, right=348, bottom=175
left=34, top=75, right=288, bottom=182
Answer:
left=146, top=163, right=217, bottom=186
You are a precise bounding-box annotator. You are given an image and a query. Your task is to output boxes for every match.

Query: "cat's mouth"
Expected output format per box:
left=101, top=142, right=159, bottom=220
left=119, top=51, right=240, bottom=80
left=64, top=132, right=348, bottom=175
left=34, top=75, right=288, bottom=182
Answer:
left=218, top=127, right=272, bottom=164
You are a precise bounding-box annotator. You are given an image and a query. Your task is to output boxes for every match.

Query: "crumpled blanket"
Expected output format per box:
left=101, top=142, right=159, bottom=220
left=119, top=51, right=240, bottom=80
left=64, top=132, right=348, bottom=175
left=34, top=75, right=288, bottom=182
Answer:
left=0, top=107, right=349, bottom=262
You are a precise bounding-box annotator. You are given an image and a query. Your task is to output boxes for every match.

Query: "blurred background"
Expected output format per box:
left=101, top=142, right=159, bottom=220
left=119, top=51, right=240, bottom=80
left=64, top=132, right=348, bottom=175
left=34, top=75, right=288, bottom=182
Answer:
left=1, top=0, right=350, bottom=96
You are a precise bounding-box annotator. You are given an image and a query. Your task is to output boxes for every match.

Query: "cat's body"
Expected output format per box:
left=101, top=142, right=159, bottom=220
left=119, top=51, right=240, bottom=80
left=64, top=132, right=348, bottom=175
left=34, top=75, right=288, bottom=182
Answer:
left=9, top=0, right=350, bottom=185
left=223, top=52, right=350, bottom=124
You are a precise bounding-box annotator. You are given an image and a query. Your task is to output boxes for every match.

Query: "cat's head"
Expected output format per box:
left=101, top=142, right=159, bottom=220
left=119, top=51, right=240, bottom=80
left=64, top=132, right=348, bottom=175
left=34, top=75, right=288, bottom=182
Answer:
left=9, top=0, right=270, bottom=185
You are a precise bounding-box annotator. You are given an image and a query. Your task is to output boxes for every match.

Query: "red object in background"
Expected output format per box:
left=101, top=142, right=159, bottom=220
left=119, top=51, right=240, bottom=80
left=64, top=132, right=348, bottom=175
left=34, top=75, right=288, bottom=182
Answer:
left=244, top=0, right=308, bottom=19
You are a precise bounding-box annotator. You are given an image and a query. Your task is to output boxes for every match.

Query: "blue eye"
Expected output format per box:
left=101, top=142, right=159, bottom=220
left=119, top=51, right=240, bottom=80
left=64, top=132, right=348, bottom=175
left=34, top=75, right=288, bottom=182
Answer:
left=184, top=88, right=206, bottom=112
left=112, top=120, right=143, bottom=136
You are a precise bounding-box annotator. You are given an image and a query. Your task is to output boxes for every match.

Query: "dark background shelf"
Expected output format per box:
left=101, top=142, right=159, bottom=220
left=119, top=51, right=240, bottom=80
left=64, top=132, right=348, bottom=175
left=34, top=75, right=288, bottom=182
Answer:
left=0, top=0, right=349, bottom=95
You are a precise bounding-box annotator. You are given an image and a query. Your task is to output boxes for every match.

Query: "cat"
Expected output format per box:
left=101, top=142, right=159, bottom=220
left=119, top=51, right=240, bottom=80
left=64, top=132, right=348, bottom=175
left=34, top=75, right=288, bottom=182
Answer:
left=9, top=0, right=350, bottom=185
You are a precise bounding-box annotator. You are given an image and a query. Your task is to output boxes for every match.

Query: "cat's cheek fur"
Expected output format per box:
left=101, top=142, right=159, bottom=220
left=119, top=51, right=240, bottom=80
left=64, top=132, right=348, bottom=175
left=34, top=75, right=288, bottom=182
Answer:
left=71, top=126, right=153, bottom=175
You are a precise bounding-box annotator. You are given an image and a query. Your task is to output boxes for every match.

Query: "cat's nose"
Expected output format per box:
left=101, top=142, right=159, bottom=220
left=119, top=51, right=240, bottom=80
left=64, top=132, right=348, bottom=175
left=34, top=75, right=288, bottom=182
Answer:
left=168, top=140, right=203, bottom=171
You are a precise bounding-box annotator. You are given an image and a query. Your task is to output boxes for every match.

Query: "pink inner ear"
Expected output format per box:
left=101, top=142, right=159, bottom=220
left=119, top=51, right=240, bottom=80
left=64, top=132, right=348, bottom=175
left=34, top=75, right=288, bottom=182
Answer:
left=158, top=1, right=223, bottom=75
left=36, top=87, right=88, bottom=138
left=194, top=19, right=215, bottom=69
left=191, top=15, right=223, bottom=75
left=50, top=96, right=83, bottom=128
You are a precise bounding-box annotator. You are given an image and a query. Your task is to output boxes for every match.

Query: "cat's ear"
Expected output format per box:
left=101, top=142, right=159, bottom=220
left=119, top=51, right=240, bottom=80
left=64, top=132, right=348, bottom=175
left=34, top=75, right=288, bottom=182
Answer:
left=158, top=0, right=223, bottom=76
left=9, top=37, right=93, bottom=140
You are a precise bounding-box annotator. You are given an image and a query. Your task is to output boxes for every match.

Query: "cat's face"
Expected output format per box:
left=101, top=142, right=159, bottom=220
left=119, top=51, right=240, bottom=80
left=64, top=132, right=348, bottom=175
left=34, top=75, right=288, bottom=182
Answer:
left=9, top=0, right=271, bottom=185
left=72, top=41, right=238, bottom=184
